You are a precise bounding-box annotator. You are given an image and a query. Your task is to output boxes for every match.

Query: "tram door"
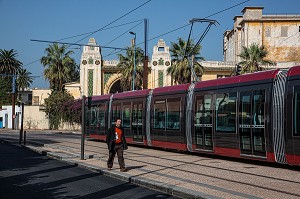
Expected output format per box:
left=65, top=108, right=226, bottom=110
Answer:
left=239, top=90, right=266, bottom=157
left=132, top=102, right=143, bottom=142
left=194, top=95, right=213, bottom=151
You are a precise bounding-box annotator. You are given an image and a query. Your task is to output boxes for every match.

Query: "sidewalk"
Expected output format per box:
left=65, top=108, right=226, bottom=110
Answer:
left=19, top=136, right=300, bottom=199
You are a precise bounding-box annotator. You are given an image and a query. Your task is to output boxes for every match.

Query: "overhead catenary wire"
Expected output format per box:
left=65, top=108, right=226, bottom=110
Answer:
left=27, top=0, right=250, bottom=87
left=26, top=0, right=152, bottom=67
left=103, top=0, right=250, bottom=59
left=103, top=21, right=144, bottom=47
left=70, top=0, right=152, bottom=47
left=102, top=23, right=190, bottom=58
left=122, top=0, right=251, bottom=85
left=57, top=19, right=145, bottom=42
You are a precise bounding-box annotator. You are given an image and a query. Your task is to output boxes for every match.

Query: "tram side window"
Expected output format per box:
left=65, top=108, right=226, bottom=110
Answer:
left=203, top=96, right=212, bottom=124
left=167, top=99, right=181, bottom=130
left=86, top=109, right=91, bottom=127
left=122, top=104, right=131, bottom=128
left=294, top=86, right=300, bottom=135
left=253, top=90, right=265, bottom=126
left=195, top=97, right=203, bottom=126
left=97, top=104, right=106, bottom=129
left=216, top=92, right=237, bottom=133
left=154, top=100, right=166, bottom=129
left=240, top=93, right=251, bottom=126
left=112, top=104, right=121, bottom=125
left=90, top=107, right=97, bottom=126
left=133, top=103, right=143, bottom=125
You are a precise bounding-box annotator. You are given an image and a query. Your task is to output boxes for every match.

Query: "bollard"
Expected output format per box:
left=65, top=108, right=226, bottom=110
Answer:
left=19, top=129, right=23, bottom=145
left=23, top=131, right=26, bottom=145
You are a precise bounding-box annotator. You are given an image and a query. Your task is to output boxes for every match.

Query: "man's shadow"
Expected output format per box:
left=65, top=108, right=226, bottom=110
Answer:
left=126, top=165, right=145, bottom=171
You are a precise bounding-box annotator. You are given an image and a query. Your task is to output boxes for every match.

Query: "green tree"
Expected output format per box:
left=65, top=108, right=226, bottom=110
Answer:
left=0, top=77, right=12, bottom=105
left=117, top=46, right=148, bottom=91
left=16, top=68, right=33, bottom=91
left=44, top=90, right=75, bottom=129
left=167, top=38, right=204, bottom=84
left=41, top=44, right=78, bottom=91
left=238, top=43, right=274, bottom=74
left=0, top=49, right=23, bottom=106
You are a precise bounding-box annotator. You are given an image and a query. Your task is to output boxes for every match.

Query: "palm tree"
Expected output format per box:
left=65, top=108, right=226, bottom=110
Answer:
left=41, top=43, right=77, bottom=91
left=117, top=46, right=147, bottom=91
left=0, top=49, right=23, bottom=105
left=16, top=68, right=33, bottom=91
left=167, top=38, right=204, bottom=84
left=0, top=49, right=22, bottom=74
left=238, top=43, right=274, bottom=74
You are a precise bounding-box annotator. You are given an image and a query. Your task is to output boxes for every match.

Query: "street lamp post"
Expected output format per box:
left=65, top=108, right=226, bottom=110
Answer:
left=129, top=31, right=136, bottom=91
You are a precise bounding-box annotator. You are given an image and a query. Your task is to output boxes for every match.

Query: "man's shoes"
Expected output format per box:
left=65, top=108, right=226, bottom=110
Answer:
left=120, top=168, right=127, bottom=172
left=107, top=167, right=112, bottom=170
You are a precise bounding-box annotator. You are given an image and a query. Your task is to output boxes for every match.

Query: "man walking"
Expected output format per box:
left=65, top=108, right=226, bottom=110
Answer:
left=106, top=118, right=128, bottom=172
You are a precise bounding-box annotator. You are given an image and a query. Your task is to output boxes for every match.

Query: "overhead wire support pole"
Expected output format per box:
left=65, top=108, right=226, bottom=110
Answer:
left=143, top=18, right=149, bottom=89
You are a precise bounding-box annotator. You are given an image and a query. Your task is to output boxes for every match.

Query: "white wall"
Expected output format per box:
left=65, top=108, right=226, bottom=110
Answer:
left=0, top=105, right=81, bottom=130
left=0, top=106, right=21, bottom=129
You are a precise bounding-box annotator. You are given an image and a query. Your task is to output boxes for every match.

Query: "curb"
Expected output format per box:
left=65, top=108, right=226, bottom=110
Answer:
left=57, top=158, right=207, bottom=199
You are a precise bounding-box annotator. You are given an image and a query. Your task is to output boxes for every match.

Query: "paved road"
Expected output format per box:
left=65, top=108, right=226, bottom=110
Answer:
left=2, top=130, right=300, bottom=199
left=0, top=140, right=176, bottom=199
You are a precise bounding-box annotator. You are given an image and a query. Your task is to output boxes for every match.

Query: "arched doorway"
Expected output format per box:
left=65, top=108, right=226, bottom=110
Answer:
left=109, top=79, right=123, bottom=94
left=104, top=73, right=122, bottom=94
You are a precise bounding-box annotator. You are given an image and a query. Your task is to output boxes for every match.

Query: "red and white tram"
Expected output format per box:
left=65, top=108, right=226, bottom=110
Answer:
left=85, top=65, right=300, bottom=166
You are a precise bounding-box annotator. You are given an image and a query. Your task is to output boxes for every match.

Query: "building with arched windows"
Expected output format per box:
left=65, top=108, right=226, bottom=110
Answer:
left=77, top=38, right=234, bottom=97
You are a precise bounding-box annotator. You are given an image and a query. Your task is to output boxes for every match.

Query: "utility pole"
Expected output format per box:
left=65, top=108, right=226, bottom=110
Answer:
left=143, top=18, right=149, bottom=89
left=81, top=95, right=86, bottom=160
left=129, top=32, right=137, bottom=91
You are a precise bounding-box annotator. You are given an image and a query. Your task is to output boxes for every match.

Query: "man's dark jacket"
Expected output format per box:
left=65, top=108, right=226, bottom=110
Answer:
left=106, top=125, right=128, bottom=152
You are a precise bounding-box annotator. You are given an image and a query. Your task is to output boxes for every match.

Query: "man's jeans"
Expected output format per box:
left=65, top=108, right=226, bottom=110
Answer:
left=107, top=143, right=125, bottom=169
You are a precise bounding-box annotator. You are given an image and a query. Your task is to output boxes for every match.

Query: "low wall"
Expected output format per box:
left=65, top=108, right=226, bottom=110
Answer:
left=24, top=106, right=81, bottom=131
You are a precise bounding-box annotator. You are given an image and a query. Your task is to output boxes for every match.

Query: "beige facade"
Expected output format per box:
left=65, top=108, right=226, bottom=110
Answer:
left=23, top=105, right=80, bottom=130
left=23, top=105, right=48, bottom=129
left=224, top=7, right=300, bottom=63
left=32, top=88, right=51, bottom=106
left=65, top=82, right=81, bottom=99
left=200, top=61, right=234, bottom=80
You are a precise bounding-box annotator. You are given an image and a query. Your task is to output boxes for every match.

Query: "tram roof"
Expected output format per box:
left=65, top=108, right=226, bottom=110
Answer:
left=91, top=94, right=112, bottom=101
left=194, top=69, right=280, bottom=90
left=112, top=89, right=150, bottom=99
left=152, top=84, right=190, bottom=96
left=287, top=65, right=300, bottom=77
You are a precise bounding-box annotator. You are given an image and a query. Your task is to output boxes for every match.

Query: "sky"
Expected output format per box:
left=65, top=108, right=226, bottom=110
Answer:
left=1, top=0, right=300, bottom=88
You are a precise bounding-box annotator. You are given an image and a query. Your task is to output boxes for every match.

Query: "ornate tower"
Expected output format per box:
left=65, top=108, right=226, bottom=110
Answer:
left=80, top=38, right=102, bottom=96
left=150, top=39, right=172, bottom=88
